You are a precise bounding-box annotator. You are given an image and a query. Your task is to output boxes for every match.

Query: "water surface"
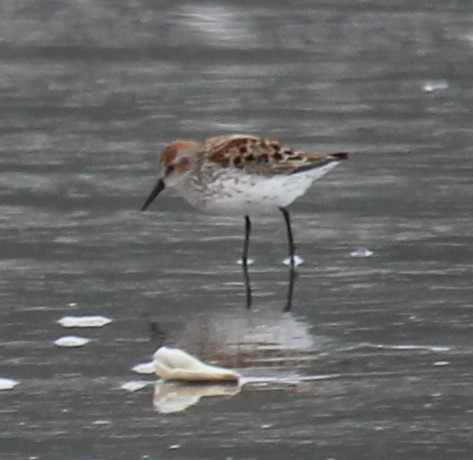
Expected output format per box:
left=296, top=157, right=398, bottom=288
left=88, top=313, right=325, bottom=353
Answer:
left=1, top=1, right=473, bottom=459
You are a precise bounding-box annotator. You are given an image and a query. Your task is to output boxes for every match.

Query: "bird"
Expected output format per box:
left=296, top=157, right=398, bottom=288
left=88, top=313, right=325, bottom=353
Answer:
left=141, top=134, right=348, bottom=268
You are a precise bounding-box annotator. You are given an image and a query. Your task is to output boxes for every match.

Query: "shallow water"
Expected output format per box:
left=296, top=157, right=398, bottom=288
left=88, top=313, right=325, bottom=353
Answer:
left=1, top=1, right=473, bottom=459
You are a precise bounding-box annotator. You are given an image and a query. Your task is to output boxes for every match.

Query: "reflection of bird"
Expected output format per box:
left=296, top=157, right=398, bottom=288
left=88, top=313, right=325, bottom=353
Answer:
left=146, top=314, right=167, bottom=347
left=142, top=134, right=348, bottom=267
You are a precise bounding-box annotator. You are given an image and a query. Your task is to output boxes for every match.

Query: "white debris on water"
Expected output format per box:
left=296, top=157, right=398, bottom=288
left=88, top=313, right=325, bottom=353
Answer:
left=121, top=381, right=149, bottom=392
left=283, top=255, right=303, bottom=266
left=58, top=315, right=112, bottom=328
left=131, top=362, right=156, bottom=375
left=421, top=80, right=449, bottom=92
left=433, top=361, right=450, bottom=367
left=92, top=420, right=111, bottom=426
left=350, top=248, right=373, bottom=258
left=54, top=336, right=90, bottom=348
left=0, top=377, right=18, bottom=391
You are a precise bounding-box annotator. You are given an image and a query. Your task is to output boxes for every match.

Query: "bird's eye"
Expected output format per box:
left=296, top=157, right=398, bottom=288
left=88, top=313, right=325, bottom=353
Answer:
left=166, top=165, right=175, bottom=175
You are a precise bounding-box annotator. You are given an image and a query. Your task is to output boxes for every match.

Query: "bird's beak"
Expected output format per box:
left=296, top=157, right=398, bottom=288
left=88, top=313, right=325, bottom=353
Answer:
left=141, top=178, right=165, bottom=211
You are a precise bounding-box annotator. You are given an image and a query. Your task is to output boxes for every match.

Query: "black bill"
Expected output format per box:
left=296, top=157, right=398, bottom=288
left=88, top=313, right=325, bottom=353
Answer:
left=141, top=179, right=165, bottom=211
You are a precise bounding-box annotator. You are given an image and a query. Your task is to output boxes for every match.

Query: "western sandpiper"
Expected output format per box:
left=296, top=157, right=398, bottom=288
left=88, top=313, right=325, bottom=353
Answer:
left=142, top=134, right=347, bottom=268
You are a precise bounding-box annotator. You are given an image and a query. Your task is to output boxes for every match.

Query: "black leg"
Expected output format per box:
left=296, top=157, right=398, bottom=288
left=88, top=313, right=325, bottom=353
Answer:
left=242, top=215, right=252, bottom=308
left=242, top=215, right=251, bottom=267
left=243, top=260, right=252, bottom=309
left=283, top=265, right=297, bottom=312
left=280, top=207, right=296, bottom=268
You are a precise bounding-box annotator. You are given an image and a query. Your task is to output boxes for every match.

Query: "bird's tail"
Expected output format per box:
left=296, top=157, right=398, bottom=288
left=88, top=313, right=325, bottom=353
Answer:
left=329, top=152, right=349, bottom=161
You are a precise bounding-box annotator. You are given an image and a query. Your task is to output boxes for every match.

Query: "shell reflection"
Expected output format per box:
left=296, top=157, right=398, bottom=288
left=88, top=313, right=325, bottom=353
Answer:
left=153, top=380, right=240, bottom=414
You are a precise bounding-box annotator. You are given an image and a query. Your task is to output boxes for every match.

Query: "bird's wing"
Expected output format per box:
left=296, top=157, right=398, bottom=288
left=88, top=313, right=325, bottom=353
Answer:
left=205, top=135, right=345, bottom=176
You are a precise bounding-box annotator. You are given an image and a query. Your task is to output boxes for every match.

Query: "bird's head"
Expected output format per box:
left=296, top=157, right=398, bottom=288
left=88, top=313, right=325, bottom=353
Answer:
left=141, top=140, right=198, bottom=211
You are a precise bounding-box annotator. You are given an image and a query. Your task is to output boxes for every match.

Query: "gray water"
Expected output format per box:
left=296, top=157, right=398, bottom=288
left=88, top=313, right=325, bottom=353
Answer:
left=1, top=1, right=473, bottom=459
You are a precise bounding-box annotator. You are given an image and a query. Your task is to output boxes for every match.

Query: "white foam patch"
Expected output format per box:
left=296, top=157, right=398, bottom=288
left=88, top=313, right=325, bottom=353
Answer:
left=422, top=80, right=449, bottom=92
left=121, top=381, right=149, bottom=392
left=0, top=377, right=18, bottom=391
left=283, top=255, right=304, bottom=266
left=350, top=248, right=373, bottom=258
left=54, top=336, right=90, bottom=348
left=58, top=315, right=112, bottom=328
left=237, top=258, right=254, bottom=265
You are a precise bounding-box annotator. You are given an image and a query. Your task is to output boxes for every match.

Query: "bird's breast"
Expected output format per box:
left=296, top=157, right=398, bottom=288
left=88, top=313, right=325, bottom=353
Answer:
left=177, top=165, right=338, bottom=215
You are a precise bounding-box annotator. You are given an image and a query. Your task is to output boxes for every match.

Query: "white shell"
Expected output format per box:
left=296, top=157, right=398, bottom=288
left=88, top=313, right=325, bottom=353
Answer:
left=58, top=315, right=112, bottom=328
left=54, top=336, right=90, bottom=347
left=0, top=377, right=18, bottom=391
left=153, top=346, right=239, bottom=382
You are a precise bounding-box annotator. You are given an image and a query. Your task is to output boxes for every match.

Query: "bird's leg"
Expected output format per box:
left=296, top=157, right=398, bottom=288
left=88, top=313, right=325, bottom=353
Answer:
left=242, top=215, right=252, bottom=268
left=243, top=261, right=252, bottom=309
left=242, top=215, right=252, bottom=308
left=283, top=264, right=297, bottom=312
left=280, top=207, right=296, bottom=268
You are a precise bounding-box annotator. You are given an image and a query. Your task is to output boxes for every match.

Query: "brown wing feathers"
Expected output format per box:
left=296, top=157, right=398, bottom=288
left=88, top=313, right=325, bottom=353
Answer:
left=207, top=135, right=348, bottom=175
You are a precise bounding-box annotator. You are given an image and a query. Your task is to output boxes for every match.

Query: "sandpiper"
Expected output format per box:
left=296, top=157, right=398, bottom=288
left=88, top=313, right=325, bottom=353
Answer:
left=142, top=134, right=347, bottom=267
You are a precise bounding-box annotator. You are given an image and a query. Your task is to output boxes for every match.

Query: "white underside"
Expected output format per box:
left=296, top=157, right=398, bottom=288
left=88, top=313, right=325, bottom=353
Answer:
left=178, top=162, right=340, bottom=215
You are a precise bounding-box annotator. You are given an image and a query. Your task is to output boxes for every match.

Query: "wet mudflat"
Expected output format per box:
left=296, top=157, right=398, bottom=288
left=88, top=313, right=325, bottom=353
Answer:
left=1, top=1, right=473, bottom=459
